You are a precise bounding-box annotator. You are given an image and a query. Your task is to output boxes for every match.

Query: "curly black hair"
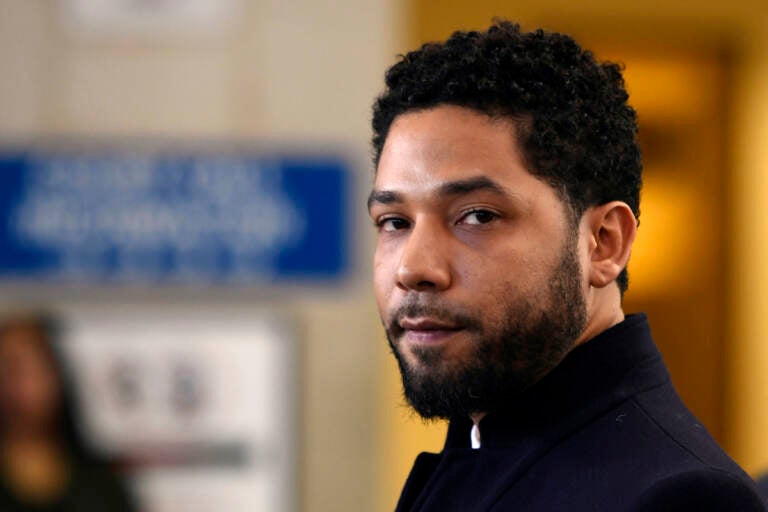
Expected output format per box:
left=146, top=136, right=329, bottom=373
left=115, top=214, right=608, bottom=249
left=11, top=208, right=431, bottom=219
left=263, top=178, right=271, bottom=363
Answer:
left=371, top=21, right=641, bottom=293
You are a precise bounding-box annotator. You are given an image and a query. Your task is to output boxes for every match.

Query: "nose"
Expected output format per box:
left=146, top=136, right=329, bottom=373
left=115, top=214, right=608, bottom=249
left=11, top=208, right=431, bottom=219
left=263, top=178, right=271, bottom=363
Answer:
left=396, top=219, right=452, bottom=292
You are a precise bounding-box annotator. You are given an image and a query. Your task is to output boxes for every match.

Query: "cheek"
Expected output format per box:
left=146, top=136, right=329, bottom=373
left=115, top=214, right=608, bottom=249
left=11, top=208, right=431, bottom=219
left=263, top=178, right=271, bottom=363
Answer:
left=373, top=249, right=395, bottom=311
left=2, top=367, right=59, bottom=418
left=461, top=246, right=553, bottom=308
left=459, top=244, right=539, bottom=288
left=576, top=232, right=593, bottom=288
left=22, top=373, right=58, bottom=410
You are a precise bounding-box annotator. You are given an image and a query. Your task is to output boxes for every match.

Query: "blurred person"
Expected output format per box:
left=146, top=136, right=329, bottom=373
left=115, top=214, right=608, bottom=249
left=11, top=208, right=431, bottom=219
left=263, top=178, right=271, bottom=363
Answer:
left=369, top=21, right=765, bottom=511
left=0, top=315, right=136, bottom=512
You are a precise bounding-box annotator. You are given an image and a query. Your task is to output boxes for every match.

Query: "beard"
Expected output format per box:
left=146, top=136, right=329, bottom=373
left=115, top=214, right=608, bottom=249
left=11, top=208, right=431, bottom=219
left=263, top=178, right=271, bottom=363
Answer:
left=385, top=236, right=587, bottom=420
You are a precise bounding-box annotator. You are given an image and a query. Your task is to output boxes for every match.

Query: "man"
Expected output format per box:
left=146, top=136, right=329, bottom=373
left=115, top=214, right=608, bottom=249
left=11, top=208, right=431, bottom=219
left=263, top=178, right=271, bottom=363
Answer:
left=368, top=21, right=765, bottom=511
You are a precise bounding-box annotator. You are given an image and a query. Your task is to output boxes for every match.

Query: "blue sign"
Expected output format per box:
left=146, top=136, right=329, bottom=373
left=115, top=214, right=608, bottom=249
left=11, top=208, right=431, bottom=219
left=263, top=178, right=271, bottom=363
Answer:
left=0, top=150, right=352, bottom=284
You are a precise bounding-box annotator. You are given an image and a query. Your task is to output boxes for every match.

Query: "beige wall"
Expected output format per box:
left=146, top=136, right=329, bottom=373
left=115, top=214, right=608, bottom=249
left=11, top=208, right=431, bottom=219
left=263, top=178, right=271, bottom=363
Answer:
left=0, top=1, right=402, bottom=141
left=0, top=1, right=403, bottom=511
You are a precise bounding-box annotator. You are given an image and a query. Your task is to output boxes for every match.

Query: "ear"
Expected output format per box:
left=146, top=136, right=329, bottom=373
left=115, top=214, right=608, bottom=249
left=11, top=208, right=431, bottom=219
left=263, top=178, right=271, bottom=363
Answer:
left=581, top=201, right=637, bottom=289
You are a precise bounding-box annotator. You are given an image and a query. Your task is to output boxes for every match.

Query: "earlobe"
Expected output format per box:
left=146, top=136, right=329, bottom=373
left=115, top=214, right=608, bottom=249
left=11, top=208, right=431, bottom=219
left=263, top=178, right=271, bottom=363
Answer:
left=584, top=201, right=637, bottom=289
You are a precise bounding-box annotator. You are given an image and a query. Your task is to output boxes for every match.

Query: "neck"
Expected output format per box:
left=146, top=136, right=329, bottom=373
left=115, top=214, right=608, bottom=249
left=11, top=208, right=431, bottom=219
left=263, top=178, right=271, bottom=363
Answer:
left=574, top=283, right=625, bottom=348
left=469, top=284, right=625, bottom=427
left=1, top=437, right=70, bottom=504
left=1, top=432, right=64, bottom=460
left=1, top=421, right=57, bottom=444
left=470, top=412, right=486, bottom=425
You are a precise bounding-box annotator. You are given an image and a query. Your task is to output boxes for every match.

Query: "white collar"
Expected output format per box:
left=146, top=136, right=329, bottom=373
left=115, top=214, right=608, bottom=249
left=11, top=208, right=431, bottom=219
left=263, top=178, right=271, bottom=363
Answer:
left=470, top=423, right=481, bottom=449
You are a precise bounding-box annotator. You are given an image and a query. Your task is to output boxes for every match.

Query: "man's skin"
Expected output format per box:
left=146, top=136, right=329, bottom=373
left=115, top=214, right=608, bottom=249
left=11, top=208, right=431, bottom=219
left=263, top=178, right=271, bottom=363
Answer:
left=369, top=105, right=638, bottom=423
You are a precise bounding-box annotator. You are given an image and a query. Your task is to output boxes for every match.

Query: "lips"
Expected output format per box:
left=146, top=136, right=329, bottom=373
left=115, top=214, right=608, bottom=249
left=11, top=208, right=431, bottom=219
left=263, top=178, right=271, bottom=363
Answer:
left=400, top=318, right=461, bottom=331
left=399, top=317, right=463, bottom=344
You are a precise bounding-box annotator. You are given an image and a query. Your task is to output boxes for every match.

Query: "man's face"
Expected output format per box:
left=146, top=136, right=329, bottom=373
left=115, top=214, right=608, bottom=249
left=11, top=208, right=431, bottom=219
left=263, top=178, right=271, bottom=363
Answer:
left=370, top=105, right=588, bottom=419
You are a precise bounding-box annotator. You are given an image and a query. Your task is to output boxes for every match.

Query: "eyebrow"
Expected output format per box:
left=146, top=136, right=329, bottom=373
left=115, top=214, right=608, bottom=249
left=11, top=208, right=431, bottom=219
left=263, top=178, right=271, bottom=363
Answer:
left=438, top=176, right=507, bottom=197
left=367, top=175, right=509, bottom=212
left=367, top=189, right=403, bottom=211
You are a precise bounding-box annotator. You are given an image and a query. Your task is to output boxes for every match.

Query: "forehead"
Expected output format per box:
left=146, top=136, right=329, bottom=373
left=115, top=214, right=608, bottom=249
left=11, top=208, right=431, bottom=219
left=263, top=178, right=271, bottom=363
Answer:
left=374, top=106, right=534, bottom=192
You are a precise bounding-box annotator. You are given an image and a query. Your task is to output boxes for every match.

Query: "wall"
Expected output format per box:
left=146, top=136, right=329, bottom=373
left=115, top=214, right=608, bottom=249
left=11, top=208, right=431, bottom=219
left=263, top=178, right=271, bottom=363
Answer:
left=0, top=1, right=404, bottom=511
left=728, top=16, right=768, bottom=473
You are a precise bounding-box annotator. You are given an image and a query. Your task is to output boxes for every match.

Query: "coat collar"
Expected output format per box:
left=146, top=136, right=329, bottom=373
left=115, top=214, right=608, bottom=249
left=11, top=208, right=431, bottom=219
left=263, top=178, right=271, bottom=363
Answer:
left=443, top=313, right=669, bottom=450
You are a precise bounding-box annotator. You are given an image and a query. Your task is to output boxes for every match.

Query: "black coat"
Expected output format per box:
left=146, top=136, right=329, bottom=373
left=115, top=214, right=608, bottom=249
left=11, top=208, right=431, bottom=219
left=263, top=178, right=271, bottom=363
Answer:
left=396, top=314, right=766, bottom=511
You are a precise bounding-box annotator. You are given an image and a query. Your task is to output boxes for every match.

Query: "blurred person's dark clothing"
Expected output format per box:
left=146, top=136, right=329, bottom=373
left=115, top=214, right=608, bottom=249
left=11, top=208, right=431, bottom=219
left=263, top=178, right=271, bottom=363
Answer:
left=0, top=315, right=137, bottom=512
left=0, top=460, right=134, bottom=512
left=396, top=315, right=766, bottom=511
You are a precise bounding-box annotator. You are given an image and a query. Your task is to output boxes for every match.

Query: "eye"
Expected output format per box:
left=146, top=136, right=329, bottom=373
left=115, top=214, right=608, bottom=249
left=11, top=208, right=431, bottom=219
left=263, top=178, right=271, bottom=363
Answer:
left=377, top=217, right=410, bottom=232
left=460, top=209, right=498, bottom=225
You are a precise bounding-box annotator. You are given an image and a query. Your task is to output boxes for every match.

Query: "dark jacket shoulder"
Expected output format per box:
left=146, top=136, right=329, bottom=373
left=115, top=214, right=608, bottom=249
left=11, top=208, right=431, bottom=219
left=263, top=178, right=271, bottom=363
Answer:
left=631, top=468, right=766, bottom=512
left=397, top=315, right=765, bottom=512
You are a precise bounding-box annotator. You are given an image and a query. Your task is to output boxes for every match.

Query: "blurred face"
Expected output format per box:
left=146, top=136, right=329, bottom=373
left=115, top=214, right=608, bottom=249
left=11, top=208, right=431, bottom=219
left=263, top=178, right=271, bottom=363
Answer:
left=370, top=105, right=588, bottom=419
left=0, top=325, right=61, bottom=435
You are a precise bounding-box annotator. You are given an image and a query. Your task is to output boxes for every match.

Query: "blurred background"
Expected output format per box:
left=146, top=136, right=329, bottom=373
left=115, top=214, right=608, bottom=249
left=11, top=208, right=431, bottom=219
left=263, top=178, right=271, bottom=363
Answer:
left=1, top=0, right=768, bottom=511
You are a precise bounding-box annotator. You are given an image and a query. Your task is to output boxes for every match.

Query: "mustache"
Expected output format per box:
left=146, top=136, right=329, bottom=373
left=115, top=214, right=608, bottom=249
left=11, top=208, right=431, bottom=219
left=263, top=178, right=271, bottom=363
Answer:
left=386, top=297, right=482, bottom=337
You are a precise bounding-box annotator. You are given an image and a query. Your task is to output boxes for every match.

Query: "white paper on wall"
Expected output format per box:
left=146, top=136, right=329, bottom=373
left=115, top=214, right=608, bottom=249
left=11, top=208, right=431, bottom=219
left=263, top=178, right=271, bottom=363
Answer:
left=61, top=308, right=297, bottom=512
left=60, top=0, right=241, bottom=37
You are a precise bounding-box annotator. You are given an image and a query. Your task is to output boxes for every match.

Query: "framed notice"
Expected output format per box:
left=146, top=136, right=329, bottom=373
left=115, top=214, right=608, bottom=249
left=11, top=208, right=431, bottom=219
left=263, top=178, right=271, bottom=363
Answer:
left=0, top=149, right=351, bottom=284
left=61, top=308, right=298, bottom=512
